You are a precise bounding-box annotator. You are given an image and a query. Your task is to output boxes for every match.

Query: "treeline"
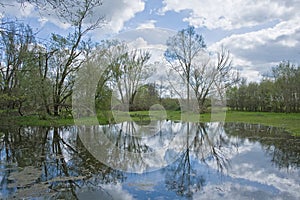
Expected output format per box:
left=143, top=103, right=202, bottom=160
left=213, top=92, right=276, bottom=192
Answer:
left=227, top=61, right=300, bottom=113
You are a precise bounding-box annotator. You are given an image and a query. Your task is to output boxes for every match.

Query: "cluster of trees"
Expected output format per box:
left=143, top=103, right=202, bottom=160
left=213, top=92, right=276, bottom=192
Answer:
left=227, top=61, right=300, bottom=113
left=0, top=1, right=236, bottom=118
left=0, top=0, right=104, bottom=117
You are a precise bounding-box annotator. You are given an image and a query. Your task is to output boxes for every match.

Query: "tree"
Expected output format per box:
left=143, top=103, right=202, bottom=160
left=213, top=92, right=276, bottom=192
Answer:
left=17, top=44, right=53, bottom=117
left=273, top=61, right=299, bottom=113
left=165, top=26, right=236, bottom=112
left=132, top=83, right=160, bottom=111
left=226, top=61, right=300, bottom=113
left=39, top=0, right=104, bottom=116
left=191, top=47, right=235, bottom=112
left=19, top=0, right=104, bottom=29
left=103, top=40, right=152, bottom=111
left=0, top=20, right=35, bottom=114
left=165, top=26, right=206, bottom=110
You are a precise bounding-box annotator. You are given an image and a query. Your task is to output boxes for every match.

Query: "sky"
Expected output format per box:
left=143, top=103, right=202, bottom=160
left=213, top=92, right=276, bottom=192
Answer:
left=1, top=0, right=300, bottom=82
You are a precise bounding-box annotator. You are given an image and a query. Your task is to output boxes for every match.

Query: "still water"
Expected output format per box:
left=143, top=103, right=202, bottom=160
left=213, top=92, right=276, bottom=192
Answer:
left=0, top=121, right=299, bottom=199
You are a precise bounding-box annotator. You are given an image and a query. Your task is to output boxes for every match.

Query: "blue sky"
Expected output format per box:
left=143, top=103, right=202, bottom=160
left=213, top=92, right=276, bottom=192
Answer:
left=1, top=0, right=300, bottom=82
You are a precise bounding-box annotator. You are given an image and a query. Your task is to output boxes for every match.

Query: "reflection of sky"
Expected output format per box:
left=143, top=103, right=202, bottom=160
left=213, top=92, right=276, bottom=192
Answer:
left=92, top=122, right=300, bottom=199
left=1, top=122, right=300, bottom=199
left=193, top=140, right=300, bottom=200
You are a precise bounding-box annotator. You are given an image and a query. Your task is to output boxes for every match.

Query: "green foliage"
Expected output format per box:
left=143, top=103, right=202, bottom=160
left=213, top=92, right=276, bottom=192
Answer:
left=161, top=98, right=180, bottom=111
left=131, top=83, right=160, bottom=111
left=227, top=61, right=300, bottom=113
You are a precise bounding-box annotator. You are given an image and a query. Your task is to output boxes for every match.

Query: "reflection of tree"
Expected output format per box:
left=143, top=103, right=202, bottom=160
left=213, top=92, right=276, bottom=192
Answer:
left=0, top=126, right=125, bottom=199
left=192, top=123, right=230, bottom=172
left=108, top=121, right=154, bottom=153
left=224, top=123, right=300, bottom=169
left=165, top=148, right=205, bottom=198
left=165, top=122, right=230, bottom=198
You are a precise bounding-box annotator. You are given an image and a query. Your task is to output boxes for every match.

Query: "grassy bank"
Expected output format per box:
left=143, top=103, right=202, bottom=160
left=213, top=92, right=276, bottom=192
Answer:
left=130, top=110, right=300, bottom=136
left=1, top=111, right=299, bottom=136
left=224, top=111, right=300, bottom=136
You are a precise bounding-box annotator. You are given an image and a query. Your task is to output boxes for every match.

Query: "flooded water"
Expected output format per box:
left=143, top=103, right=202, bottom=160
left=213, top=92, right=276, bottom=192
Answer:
left=0, top=121, right=299, bottom=199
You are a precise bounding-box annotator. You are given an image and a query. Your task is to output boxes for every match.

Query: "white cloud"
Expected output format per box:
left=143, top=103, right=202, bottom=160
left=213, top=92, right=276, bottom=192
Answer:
left=0, top=1, right=34, bottom=18
left=38, top=17, right=48, bottom=27
left=1, top=0, right=145, bottom=33
left=137, top=20, right=156, bottom=29
left=115, top=27, right=176, bottom=45
left=97, top=0, right=145, bottom=33
left=126, top=36, right=166, bottom=51
left=208, top=15, right=300, bottom=81
left=160, top=0, right=296, bottom=30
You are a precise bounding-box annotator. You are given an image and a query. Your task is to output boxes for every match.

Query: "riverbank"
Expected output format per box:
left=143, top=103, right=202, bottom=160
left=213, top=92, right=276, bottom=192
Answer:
left=1, top=111, right=299, bottom=136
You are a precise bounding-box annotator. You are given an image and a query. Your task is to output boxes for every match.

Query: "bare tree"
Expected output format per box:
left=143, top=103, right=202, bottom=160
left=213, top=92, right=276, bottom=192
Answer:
left=190, top=47, right=235, bottom=112
left=165, top=26, right=206, bottom=109
left=165, top=26, right=237, bottom=113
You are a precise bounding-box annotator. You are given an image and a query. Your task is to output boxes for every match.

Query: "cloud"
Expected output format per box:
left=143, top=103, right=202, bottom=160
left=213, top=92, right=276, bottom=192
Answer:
left=137, top=20, right=157, bottom=29
left=115, top=27, right=176, bottom=45
left=0, top=1, right=34, bottom=18
left=98, top=0, right=145, bottom=33
left=194, top=182, right=299, bottom=200
left=159, top=0, right=296, bottom=30
left=1, top=0, right=145, bottom=34
left=208, top=15, right=300, bottom=81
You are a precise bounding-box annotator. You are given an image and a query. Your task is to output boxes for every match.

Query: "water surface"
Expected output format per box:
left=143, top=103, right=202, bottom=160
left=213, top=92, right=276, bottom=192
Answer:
left=0, top=121, right=299, bottom=199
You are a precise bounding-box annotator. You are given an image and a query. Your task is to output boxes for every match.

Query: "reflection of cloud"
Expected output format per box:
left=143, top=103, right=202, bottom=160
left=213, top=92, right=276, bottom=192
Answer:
left=101, top=183, right=136, bottom=200
left=193, top=182, right=295, bottom=200
left=200, top=140, right=300, bottom=200
left=77, top=183, right=136, bottom=200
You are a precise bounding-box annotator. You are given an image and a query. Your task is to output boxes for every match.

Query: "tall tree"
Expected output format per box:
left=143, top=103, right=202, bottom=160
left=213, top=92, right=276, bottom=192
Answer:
left=190, top=47, right=235, bottom=112
left=39, top=0, right=105, bottom=116
left=102, top=40, right=151, bottom=110
left=165, top=27, right=236, bottom=112
left=165, top=26, right=206, bottom=109
left=0, top=20, right=35, bottom=113
left=273, top=61, right=299, bottom=113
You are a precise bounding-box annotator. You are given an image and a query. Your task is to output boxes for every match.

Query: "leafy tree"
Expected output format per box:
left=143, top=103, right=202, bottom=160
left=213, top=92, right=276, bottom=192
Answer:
left=0, top=20, right=35, bottom=114
left=132, top=83, right=160, bottom=111
left=273, top=61, right=299, bottom=113
left=40, top=0, right=105, bottom=116
left=226, top=61, right=300, bottom=113
left=102, top=40, right=152, bottom=111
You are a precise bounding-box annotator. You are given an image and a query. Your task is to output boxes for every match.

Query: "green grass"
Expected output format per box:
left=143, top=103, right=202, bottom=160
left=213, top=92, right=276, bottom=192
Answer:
left=1, top=110, right=299, bottom=136
left=127, top=110, right=300, bottom=136
left=224, top=111, right=300, bottom=136
left=3, top=115, right=75, bottom=127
